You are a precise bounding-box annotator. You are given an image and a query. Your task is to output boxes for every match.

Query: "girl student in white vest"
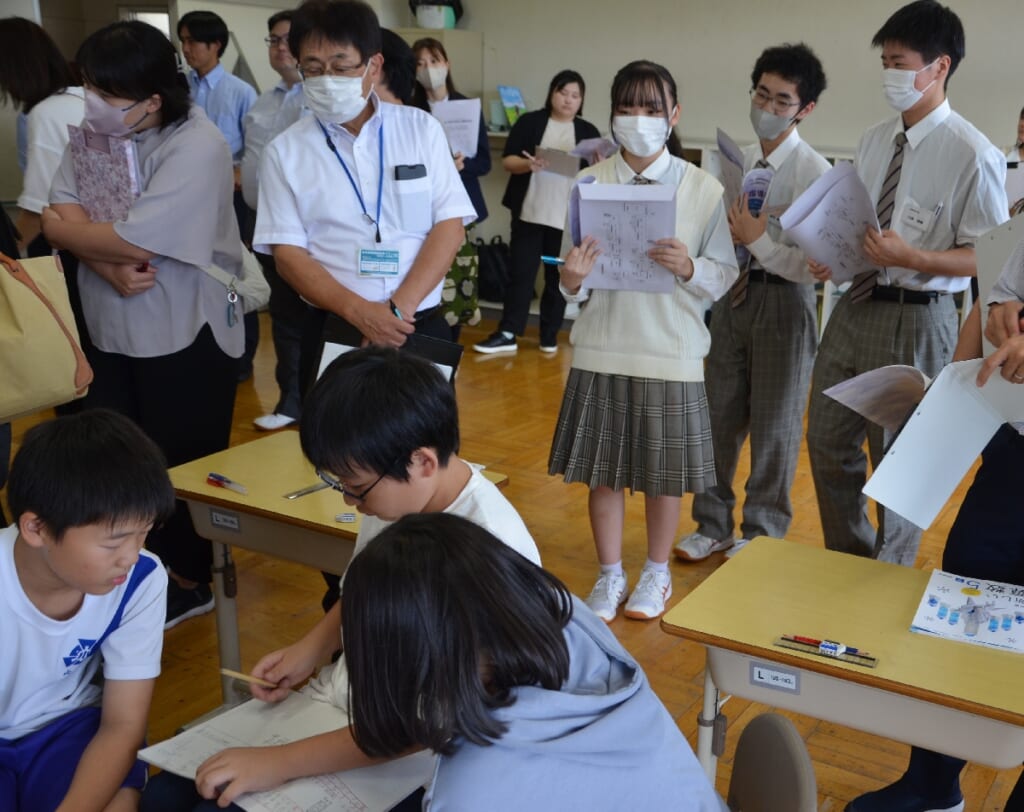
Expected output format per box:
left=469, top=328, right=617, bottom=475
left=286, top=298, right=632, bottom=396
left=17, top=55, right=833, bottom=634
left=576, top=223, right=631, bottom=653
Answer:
left=549, top=60, right=738, bottom=623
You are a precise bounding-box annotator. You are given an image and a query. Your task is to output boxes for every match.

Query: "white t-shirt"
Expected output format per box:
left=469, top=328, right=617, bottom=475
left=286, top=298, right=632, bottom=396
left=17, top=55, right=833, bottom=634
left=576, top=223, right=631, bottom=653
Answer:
left=520, top=117, right=576, bottom=230
left=0, top=525, right=167, bottom=740
left=19, top=87, right=84, bottom=214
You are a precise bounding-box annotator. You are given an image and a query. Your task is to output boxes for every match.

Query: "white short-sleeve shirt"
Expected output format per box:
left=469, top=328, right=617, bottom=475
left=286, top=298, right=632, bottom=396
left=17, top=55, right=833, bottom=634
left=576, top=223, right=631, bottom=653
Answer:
left=19, top=87, right=84, bottom=214
left=253, top=96, right=476, bottom=309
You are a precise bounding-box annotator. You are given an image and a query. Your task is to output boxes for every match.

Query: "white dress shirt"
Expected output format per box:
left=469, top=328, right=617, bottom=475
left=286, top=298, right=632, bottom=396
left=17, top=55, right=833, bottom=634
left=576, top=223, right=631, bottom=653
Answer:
left=855, top=99, right=1007, bottom=293
left=253, top=95, right=476, bottom=309
left=240, top=80, right=305, bottom=210
left=743, top=128, right=831, bottom=284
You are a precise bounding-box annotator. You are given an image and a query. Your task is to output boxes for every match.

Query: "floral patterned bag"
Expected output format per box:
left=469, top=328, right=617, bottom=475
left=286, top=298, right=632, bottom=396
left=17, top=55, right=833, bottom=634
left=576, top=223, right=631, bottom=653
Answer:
left=441, top=228, right=481, bottom=327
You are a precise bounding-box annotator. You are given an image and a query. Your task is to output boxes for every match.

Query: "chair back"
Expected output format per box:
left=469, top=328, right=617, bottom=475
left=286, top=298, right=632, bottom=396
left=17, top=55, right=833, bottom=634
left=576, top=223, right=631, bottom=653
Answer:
left=726, top=712, right=817, bottom=812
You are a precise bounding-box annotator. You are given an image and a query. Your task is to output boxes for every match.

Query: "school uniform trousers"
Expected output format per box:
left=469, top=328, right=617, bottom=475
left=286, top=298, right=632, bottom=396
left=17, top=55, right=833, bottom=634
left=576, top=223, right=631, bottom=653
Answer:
left=695, top=274, right=816, bottom=540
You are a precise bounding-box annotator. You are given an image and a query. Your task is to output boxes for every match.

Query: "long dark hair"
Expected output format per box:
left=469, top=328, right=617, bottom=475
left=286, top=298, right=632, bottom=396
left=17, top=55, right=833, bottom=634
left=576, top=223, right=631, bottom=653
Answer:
left=76, top=21, right=191, bottom=128
left=610, top=60, right=684, bottom=158
left=410, top=37, right=457, bottom=110
left=0, top=17, right=78, bottom=112
left=342, top=513, right=573, bottom=758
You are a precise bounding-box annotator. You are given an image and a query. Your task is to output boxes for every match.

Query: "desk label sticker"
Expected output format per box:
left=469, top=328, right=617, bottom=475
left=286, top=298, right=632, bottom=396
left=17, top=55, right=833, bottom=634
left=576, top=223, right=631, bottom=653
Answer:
left=750, top=662, right=800, bottom=695
left=210, top=508, right=241, bottom=532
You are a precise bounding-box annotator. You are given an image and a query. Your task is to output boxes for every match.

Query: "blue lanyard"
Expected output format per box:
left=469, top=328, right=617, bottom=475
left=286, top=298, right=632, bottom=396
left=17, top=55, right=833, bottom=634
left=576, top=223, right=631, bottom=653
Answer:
left=317, top=118, right=384, bottom=243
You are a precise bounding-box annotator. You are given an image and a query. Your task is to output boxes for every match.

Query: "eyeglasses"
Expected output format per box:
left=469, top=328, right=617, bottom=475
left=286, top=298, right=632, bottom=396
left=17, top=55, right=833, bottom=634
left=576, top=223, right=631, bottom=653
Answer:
left=299, top=61, right=365, bottom=79
left=316, top=456, right=402, bottom=501
left=264, top=35, right=289, bottom=48
left=750, top=88, right=802, bottom=115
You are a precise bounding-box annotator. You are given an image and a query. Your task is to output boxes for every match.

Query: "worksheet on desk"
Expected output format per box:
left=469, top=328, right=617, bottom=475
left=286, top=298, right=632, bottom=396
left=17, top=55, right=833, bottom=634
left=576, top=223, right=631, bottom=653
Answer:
left=139, top=693, right=436, bottom=812
left=577, top=182, right=677, bottom=293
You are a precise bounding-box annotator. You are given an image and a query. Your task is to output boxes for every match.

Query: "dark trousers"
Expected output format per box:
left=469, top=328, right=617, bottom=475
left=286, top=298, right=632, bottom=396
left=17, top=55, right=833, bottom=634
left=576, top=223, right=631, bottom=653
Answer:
left=499, top=218, right=566, bottom=343
left=258, top=252, right=306, bottom=419
left=83, top=324, right=239, bottom=584
left=901, top=425, right=1024, bottom=808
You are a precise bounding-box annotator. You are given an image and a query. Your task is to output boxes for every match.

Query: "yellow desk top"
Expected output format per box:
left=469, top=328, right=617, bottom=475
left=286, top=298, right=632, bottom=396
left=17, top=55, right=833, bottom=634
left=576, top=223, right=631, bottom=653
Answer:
left=168, top=431, right=507, bottom=540
left=661, top=538, right=1024, bottom=725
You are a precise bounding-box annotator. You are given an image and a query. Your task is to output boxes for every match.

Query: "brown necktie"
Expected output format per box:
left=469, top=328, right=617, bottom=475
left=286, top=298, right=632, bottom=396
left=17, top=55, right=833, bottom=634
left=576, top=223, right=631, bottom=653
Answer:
left=730, top=158, right=771, bottom=308
left=850, top=131, right=908, bottom=304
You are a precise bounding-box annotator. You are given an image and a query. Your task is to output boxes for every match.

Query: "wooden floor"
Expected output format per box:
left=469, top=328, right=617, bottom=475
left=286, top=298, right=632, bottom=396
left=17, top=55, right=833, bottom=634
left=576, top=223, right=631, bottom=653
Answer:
left=5, top=312, right=1020, bottom=810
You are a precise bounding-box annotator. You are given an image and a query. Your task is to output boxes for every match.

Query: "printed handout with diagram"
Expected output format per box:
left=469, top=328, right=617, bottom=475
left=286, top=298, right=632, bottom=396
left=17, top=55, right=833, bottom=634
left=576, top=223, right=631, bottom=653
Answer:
left=575, top=181, right=678, bottom=293
left=430, top=97, right=481, bottom=159
left=779, top=161, right=878, bottom=284
left=826, top=358, right=1024, bottom=530
left=139, top=692, right=437, bottom=812
left=911, top=568, right=1024, bottom=654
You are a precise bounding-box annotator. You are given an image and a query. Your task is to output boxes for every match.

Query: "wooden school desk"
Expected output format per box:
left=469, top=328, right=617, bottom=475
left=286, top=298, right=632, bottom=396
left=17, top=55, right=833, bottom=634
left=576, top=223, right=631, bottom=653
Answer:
left=661, top=538, right=1024, bottom=784
left=169, top=431, right=507, bottom=704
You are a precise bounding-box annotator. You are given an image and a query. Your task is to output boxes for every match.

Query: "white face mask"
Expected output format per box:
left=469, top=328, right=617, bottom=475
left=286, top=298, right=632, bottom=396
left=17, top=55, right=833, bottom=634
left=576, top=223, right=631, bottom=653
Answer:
left=612, top=114, right=672, bottom=158
left=749, top=101, right=797, bottom=141
left=416, top=65, right=447, bottom=92
left=83, top=89, right=147, bottom=137
left=882, top=59, right=938, bottom=112
left=303, top=68, right=370, bottom=125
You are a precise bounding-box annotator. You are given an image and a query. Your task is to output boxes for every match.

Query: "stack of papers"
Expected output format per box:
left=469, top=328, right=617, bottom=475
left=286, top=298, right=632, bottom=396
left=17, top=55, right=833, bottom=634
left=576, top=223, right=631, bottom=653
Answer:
left=911, top=569, right=1024, bottom=654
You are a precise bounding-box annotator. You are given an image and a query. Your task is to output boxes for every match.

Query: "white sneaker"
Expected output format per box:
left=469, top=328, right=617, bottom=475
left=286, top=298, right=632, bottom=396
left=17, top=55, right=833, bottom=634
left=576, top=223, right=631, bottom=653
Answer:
left=585, top=571, right=628, bottom=623
left=624, top=567, right=672, bottom=620
left=539, top=343, right=558, bottom=354
left=254, top=413, right=296, bottom=431
left=724, top=538, right=751, bottom=559
left=674, top=531, right=734, bottom=562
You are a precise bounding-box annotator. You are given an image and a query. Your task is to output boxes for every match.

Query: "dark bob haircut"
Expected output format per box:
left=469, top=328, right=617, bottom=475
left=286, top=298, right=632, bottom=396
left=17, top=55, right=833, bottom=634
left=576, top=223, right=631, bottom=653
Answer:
left=610, top=60, right=684, bottom=158
left=8, top=409, right=175, bottom=541
left=0, top=17, right=78, bottom=113
left=300, top=347, right=459, bottom=482
left=177, top=10, right=229, bottom=58
left=751, top=43, right=827, bottom=108
left=543, top=69, right=586, bottom=117
left=289, top=0, right=382, bottom=64
left=76, top=21, right=191, bottom=128
left=382, top=29, right=417, bottom=104
left=872, top=0, right=964, bottom=87
left=342, top=513, right=573, bottom=758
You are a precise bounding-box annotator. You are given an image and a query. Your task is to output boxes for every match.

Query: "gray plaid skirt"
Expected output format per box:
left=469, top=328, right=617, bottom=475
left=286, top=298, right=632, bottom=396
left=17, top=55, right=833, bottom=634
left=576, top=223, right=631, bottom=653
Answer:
left=548, top=369, right=716, bottom=498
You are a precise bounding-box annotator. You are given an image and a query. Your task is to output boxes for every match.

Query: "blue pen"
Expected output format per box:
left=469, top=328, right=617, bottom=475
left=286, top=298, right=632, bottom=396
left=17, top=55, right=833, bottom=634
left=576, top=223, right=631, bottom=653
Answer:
left=540, top=255, right=565, bottom=266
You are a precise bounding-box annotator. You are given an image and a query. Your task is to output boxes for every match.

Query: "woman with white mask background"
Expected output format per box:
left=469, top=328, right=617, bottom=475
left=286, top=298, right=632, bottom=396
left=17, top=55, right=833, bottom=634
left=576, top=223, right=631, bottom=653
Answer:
left=473, top=69, right=600, bottom=355
left=548, top=60, right=738, bottom=624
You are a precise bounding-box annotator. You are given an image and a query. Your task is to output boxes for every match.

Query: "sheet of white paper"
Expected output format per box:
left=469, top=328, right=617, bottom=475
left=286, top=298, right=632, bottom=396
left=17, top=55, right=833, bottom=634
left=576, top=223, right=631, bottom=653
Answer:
left=577, top=183, right=677, bottom=293
left=823, top=364, right=930, bottom=434
left=779, top=162, right=879, bottom=284
left=430, top=98, right=481, bottom=159
left=535, top=146, right=581, bottom=178
left=568, top=174, right=597, bottom=246
left=317, top=342, right=455, bottom=382
left=863, top=359, right=1023, bottom=529
left=569, top=137, right=618, bottom=162
left=139, top=694, right=437, bottom=812
left=1006, top=164, right=1024, bottom=209
left=716, top=128, right=744, bottom=169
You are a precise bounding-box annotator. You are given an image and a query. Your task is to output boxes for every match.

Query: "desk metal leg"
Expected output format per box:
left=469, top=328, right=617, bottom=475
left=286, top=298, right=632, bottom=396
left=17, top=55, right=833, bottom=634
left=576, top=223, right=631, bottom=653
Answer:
left=212, top=541, right=241, bottom=704
left=696, top=657, right=721, bottom=785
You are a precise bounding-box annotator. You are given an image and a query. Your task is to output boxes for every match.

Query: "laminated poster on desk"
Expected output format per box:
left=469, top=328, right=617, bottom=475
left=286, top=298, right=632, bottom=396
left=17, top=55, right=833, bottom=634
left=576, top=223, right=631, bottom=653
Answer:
left=139, top=692, right=437, bottom=812
left=778, top=161, right=878, bottom=284
left=911, top=568, right=1024, bottom=654
left=834, top=358, right=1024, bottom=530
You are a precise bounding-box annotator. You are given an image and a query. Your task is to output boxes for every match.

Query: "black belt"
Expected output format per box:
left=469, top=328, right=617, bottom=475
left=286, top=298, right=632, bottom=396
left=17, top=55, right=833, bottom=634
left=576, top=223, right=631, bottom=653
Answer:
left=413, top=305, right=441, bottom=321
left=747, top=268, right=793, bottom=285
left=871, top=285, right=944, bottom=304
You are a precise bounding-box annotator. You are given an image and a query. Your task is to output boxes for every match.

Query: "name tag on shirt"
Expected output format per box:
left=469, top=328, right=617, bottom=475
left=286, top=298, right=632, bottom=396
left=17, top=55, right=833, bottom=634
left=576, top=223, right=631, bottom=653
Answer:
left=902, top=201, right=938, bottom=232
left=358, top=245, right=400, bottom=277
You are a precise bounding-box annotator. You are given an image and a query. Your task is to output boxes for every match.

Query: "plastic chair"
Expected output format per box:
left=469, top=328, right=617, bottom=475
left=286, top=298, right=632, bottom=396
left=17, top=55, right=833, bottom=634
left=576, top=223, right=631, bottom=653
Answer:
left=726, top=712, right=817, bottom=812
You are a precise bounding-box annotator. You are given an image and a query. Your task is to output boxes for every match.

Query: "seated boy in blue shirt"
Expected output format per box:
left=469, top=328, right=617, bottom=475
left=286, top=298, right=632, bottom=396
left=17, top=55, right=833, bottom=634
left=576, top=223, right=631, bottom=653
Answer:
left=0, top=409, right=174, bottom=812
left=140, top=347, right=540, bottom=810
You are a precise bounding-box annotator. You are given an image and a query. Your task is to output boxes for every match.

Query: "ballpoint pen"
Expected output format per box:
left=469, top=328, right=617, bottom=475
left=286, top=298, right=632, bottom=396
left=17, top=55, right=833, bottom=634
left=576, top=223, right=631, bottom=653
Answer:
left=207, top=472, right=248, bottom=495
left=540, top=255, right=565, bottom=266
left=283, top=481, right=330, bottom=499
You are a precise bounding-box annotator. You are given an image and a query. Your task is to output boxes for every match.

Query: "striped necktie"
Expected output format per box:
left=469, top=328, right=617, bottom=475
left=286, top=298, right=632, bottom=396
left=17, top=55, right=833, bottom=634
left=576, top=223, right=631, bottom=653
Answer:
left=849, top=131, right=908, bottom=304
left=631, top=174, right=655, bottom=185
left=729, top=158, right=771, bottom=308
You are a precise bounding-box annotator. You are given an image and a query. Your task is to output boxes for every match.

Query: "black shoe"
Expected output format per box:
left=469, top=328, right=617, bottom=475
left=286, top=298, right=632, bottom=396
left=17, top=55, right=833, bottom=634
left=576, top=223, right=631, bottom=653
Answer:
left=164, top=581, right=215, bottom=630
left=846, top=782, right=964, bottom=812
left=473, top=331, right=517, bottom=354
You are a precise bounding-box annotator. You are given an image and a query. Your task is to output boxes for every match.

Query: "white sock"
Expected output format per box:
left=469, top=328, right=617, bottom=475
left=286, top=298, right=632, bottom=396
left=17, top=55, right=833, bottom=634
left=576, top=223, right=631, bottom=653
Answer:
left=501, top=330, right=514, bottom=339
left=600, top=561, right=624, bottom=577
left=644, top=559, right=669, bottom=574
